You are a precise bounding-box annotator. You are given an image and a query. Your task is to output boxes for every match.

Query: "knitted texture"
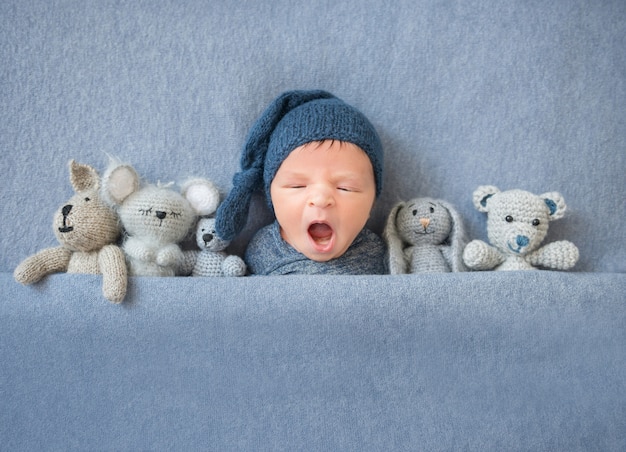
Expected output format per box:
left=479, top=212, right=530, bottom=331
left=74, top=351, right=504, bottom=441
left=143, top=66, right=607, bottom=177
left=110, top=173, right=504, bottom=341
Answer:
left=384, top=197, right=467, bottom=273
left=13, top=160, right=127, bottom=303
left=189, top=217, right=246, bottom=277
left=244, top=221, right=386, bottom=275
left=216, top=90, right=383, bottom=241
left=463, top=186, right=579, bottom=271
left=102, top=161, right=221, bottom=277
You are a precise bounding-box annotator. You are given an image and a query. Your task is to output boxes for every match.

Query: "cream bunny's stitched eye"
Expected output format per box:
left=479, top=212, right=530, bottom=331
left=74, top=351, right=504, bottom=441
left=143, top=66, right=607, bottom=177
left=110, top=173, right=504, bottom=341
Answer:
left=505, top=215, right=514, bottom=223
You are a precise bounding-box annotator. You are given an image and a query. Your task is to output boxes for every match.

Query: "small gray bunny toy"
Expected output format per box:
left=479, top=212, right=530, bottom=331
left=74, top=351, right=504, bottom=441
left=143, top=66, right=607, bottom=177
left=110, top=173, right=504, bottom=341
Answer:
left=384, top=197, right=467, bottom=274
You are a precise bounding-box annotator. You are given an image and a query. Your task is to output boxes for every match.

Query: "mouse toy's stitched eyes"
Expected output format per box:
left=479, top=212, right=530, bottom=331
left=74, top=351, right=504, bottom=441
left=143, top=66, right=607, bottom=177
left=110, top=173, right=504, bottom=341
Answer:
left=139, top=207, right=153, bottom=216
left=169, top=211, right=182, bottom=218
left=505, top=215, right=514, bottom=223
left=532, top=219, right=541, bottom=226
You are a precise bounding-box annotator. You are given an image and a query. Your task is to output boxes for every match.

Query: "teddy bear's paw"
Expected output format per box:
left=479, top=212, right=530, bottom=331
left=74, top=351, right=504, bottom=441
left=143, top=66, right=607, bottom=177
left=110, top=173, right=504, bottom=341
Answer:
left=528, top=240, right=579, bottom=270
left=462, top=240, right=502, bottom=270
left=222, top=255, right=247, bottom=277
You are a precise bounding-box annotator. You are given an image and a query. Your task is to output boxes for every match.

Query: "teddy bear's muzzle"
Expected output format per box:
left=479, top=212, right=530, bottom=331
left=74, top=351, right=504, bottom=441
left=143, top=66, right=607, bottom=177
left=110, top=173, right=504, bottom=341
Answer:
left=507, top=235, right=530, bottom=254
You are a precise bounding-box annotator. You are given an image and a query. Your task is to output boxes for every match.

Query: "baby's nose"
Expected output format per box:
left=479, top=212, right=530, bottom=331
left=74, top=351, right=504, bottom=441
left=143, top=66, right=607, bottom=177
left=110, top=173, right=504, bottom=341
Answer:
left=308, top=186, right=334, bottom=208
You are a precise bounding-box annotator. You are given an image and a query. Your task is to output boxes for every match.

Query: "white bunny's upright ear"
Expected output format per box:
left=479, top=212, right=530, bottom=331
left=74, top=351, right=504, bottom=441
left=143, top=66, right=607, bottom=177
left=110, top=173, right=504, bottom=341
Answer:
left=181, top=178, right=220, bottom=216
left=383, top=201, right=409, bottom=275
left=101, top=159, right=140, bottom=206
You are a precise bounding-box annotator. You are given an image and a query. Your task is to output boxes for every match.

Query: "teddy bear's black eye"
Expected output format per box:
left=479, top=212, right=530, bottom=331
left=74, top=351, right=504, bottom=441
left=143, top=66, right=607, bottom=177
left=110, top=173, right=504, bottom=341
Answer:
left=505, top=215, right=514, bottom=223
left=412, top=210, right=417, bottom=216
left=84, top=197, right=90, bottom=202
left=429, top=206, right=435, bottom=213
left=532, top=219, right=540, bottom=226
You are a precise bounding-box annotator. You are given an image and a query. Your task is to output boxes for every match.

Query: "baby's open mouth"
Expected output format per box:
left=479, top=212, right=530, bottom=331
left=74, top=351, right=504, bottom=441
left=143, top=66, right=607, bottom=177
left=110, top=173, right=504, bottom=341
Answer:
left=308, top=222, right=334, bottom=247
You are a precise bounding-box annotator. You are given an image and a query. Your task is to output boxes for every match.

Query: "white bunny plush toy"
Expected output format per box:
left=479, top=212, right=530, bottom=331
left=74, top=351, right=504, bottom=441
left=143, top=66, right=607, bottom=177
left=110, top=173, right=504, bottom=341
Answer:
left=102, top=160, right=220, bottom=276
left=384, top=197, right=467, bottom=274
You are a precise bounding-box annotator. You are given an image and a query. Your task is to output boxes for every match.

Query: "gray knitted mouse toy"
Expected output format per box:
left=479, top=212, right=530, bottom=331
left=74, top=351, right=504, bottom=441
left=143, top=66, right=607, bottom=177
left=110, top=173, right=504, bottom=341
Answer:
left=384, top=197, right=467, bottom=273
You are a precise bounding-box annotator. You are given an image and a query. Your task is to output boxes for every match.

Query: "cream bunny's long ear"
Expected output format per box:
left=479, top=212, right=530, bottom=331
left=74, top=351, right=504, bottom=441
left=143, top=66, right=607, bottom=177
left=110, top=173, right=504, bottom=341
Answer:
left=383, top=201, right=409, bottom=275
left=439, top=200, right=467, bottom=272
left=69, top=160, right=100, bottom=192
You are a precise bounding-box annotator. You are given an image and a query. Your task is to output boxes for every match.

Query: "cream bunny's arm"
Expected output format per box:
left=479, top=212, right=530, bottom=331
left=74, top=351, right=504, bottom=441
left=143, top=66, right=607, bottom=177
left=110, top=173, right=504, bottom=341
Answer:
left=14, top=247, right=72, bottom=284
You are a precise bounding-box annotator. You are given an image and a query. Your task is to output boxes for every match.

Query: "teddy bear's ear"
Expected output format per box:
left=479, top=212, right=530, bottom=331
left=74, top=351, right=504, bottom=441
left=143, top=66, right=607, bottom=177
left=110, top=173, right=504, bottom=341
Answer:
left=181, top=179, right=220, bottom=216
left=472, top=185, right=500, bottom=212
left=540, top=191, right=567, bottom=220
left=101, top=161, right=140, bottom=206
left=69, top=160, right=100, bottom=192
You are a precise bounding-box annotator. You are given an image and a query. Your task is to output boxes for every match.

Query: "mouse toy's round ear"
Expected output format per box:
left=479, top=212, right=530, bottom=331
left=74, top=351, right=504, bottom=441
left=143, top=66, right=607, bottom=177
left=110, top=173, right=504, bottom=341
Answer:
left=181, top=178, right=221, bottom=216
left=101, top=159, right=140, bottom=207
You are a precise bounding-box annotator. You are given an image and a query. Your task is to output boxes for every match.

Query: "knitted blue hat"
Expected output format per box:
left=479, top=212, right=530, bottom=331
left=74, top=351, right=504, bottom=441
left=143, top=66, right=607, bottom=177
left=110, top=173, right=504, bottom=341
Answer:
left=216, top=90, right=384, bottom=241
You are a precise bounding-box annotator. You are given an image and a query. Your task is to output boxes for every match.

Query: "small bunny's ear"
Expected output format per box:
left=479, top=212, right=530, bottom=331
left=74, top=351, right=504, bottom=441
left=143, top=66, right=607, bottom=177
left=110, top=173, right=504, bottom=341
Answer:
left=439, top=200, right=467, bottom=272
left=181, top=179, right=220, bottom=216
left=69, top=160, right=100, bottom=192
left=383, top=201, right=409, bottom=275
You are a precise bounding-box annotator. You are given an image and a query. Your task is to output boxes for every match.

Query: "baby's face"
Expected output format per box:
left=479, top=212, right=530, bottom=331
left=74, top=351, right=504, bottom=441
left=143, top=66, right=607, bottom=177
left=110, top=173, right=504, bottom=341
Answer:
left=270, top=140, right=376, bottom=262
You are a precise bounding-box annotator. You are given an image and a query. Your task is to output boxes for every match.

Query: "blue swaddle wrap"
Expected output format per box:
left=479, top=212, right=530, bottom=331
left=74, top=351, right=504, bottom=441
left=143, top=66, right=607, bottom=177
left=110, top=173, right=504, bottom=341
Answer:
left=245, top=221, right=387, bottom=275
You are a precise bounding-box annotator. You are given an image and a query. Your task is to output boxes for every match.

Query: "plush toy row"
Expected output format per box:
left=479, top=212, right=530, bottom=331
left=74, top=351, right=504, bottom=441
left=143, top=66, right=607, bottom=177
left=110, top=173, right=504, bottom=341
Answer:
left=384, top=188, right=579, bottom=274
left=14, top=159, right=579, bottom=304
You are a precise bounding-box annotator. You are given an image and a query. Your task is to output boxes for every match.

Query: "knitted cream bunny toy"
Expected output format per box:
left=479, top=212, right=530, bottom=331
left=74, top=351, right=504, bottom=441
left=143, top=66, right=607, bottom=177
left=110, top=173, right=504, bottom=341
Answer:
left=102, top=160, right=220, bottom=276
left=186, top=216, right=246, bottom=277
left=384, top=197, right=467, bottom=273
left=463, top=185, right=579, bottom=271
left=14, top=160, right=127, bottom=303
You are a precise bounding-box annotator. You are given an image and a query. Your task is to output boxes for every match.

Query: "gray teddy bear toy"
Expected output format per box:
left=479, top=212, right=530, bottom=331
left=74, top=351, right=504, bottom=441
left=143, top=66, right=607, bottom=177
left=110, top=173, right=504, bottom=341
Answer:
left=462, top=185, right=579, bottom=271
left=184, top=216, right=247, bottom=277
left=384, top=197, right=467, bottom=273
